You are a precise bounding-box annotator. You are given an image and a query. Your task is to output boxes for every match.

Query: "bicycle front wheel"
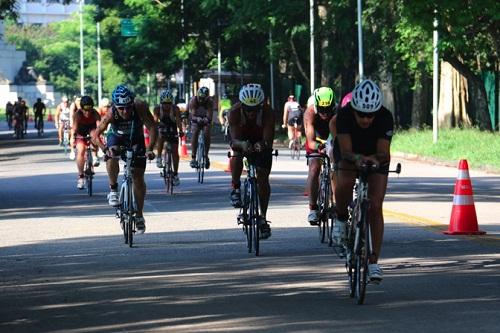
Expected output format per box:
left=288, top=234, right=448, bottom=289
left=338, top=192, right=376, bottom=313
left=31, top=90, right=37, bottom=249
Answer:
left=355, top=202, right=370, bottom=305
left=250, top=180, right=260, bottom=256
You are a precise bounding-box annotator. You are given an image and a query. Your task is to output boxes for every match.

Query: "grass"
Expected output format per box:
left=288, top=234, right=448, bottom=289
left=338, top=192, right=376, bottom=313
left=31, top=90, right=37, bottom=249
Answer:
left=391, top=128, right=500, bottom=171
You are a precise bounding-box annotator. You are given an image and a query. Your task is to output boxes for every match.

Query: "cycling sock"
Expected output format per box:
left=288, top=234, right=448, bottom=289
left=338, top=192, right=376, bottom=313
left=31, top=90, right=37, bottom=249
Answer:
left=309, top=204, right=319, bottom=210
left=110, top=183, right=118, bottom=191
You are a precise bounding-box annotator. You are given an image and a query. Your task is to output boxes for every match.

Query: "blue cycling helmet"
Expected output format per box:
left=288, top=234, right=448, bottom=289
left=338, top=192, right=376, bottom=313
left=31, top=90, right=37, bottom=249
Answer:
left=160, top=89, right=174, bottom=103
left=197, top=86, right=209, bottom=98
left=112, top=84, right=134, bottom=107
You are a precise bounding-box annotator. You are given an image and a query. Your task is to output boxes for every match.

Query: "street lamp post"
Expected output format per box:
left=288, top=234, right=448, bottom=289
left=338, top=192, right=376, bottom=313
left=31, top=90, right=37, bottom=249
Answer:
left=97, top=22, right=102, bottom=103
left=79, top=0, right=84, bottom=95
left=432, top=9, right=439, bottom=143
left=309, top=0, right=315, bottom=94
left=357, top=0, right=364, bottom=81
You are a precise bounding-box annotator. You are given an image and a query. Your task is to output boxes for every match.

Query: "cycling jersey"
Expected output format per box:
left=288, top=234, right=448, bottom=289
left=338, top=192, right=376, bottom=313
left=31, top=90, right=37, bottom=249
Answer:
left=59, top=103, right=71, bottom=122
left=188, top=96, right=213, bottom=119
left=156, top=104, right=179, bottom=144
left=74, top=109, right=99, bottom=136
left=33, top=102, right=45, bottom=115
left=333, top=104, right=393, bottom=161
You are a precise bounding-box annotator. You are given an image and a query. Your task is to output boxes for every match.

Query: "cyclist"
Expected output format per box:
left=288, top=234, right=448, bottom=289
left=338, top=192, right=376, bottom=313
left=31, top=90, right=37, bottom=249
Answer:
left=177, top=98, right=189, bottom=134
left=304, top=87, right=337, bottom=225
left=333, top=79, right=393, bottom=283
left=188, top=86, right=214, bottom=169
left=6, top=101, right=13, bottom=130
left=55, top=96, right=71, bottom=147
left=33, top=98, right=46, bottom=132
left=282, top=95, right=303, bottom=148
left=154, top=89, right=183, bottom=186
left=72, top=95, right=101, bottom=189
left=218, top=94, right=232, bottom=133
left=228, top=83, right=275, bottom=239
left=92, top=84, right=157, bottom=234
left=98, top=98, right=111, bottom=118
left=12, top=98, right=26, bottom=136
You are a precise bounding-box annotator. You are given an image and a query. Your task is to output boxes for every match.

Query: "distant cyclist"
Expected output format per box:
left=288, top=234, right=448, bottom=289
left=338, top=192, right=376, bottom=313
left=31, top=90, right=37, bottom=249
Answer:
left=92, top=84, right=157, bottom=234
left=33, top=98, right=46, bottom=131
left=55, top=96, right=71, bottom=147
left=304, top=87, right=337, bottom=225
left=333, top=79, right=393, bottom=283
left=177, top=98, right=189, bottom=134
left=72, top=95, right=101, bottom=189
left=188, top=86, right=214, bottom=169
left=154, top=89, right=183, bottom=186
left=228, top=83, right=275, bottom=239
left=282, top=95, right=303, bottom=148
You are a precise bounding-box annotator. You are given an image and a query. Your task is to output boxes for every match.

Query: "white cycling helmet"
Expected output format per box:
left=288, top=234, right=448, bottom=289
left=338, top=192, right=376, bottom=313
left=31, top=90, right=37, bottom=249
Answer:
left=239, top=83, right=264, bottom=107
left=350, top=79, right=382, bottom=113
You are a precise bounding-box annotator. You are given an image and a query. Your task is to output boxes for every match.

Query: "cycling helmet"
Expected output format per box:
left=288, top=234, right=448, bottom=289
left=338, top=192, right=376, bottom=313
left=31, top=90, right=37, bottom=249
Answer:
left=313, top=87, right=335, bottom=108
left=350, top=79, right=382, bottom=113
left=239, top=83, right=265, bottom=107
left=197, top=86, right=209, bottom=98
left=80, top=95, right=94, bottom=110
left=160, top=89, right=174, bottom=103
left=112, top=84, right=134, bottom=107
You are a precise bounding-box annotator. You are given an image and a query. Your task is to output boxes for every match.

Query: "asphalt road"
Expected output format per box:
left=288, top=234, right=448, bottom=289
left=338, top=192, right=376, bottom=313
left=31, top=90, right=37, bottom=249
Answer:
left=1, top=124, right=499, bottom=333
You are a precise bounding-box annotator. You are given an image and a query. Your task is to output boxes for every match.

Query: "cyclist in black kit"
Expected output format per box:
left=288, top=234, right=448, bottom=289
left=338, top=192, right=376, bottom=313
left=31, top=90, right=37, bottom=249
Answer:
left=333, top=79, right=394, bottom=283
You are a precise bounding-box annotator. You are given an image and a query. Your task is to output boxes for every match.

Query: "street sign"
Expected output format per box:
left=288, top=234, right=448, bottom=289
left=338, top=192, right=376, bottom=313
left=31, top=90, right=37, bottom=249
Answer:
left=121, top=19, right=137, bottom=37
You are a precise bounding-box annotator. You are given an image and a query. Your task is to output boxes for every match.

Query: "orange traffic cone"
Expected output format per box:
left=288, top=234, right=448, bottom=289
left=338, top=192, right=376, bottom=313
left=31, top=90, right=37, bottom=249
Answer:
left=444, top=159, right=485, bottom=235
left=179, top=135, right=188, bottom=157
left=47, top=111, right=53, bottom=122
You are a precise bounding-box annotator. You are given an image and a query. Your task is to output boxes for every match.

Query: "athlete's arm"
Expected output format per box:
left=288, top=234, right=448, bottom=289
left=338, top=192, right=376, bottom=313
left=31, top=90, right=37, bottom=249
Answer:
left=228, top=104, right=247, bottom=152
left=303, top=106, right=317, bottom=151
left=328, top=114, right=337, bottom=139
left=174, top=105, right=183, bottom=134
left=282, top=102, right=288, bottom=126
left=92, top=110, right=111, bottom=152
left=261, top=107, right=275, bottom=150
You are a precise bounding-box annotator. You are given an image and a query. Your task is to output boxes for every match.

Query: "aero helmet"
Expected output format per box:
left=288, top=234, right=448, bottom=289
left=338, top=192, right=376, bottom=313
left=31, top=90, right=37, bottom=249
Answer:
left=80, top=95, right=94, bottom=110
left=160, top=89, right=173, bottom=103
left=112, top=84, right=134, bottom=107
left=350, top=79, right=382, bottom=113
left=239, top=83, right=265, bottom=107
left=197, top=86, right=209, bottom=98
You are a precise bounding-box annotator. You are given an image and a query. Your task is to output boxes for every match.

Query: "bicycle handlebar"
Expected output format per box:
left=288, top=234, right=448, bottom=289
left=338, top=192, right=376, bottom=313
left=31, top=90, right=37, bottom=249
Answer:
left=227, top=149, right=279, bottom=159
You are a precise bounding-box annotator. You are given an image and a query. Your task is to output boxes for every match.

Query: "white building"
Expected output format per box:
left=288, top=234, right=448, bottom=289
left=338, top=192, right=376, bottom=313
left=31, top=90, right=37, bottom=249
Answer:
left=17, top=0, right=79, bottom=26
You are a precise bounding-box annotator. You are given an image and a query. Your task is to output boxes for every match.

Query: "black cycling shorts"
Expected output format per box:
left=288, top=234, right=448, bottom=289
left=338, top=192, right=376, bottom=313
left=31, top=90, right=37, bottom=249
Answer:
left=287, top=116, right=303, bottom=126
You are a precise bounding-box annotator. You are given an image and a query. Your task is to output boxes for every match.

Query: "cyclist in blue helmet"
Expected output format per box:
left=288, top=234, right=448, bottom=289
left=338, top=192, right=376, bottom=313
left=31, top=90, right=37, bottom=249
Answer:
left=92, top=84, right=158, bottom=235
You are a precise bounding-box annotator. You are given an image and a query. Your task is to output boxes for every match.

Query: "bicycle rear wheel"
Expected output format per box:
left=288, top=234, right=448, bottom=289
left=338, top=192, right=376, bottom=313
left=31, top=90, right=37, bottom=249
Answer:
left=317, top=178, right=329, bottom=243
left=86, top=150, right=93, bottom=196
left=119, top=184, right=129, bottom=244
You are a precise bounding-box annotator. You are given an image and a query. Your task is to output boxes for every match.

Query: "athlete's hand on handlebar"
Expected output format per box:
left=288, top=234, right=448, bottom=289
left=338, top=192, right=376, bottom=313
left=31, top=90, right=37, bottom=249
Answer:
left=357, top=155, right=379, bottom=169
left=281, top=124, right=286, bottom=129
left=146, top=150, right=156, bottom=160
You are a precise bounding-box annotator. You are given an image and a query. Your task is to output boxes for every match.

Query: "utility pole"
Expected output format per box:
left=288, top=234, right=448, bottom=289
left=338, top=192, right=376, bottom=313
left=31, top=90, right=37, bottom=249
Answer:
left=79, top=0, right=85, bottom=95
left=97, top=22, right=102, bottom=103
left=268, top=0, right=275, bottom=109
left=309, top=0, right=315, bottom=94
left=432, top=9, right=439, bottom=143
left=357, top=0, right=364, bottom=81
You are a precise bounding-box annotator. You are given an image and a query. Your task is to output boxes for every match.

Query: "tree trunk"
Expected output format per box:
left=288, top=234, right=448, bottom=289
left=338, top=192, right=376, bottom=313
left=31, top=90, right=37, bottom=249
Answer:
left=444, top=56, right=492, bottom=130
left=411, top=72, right=431, bottom=128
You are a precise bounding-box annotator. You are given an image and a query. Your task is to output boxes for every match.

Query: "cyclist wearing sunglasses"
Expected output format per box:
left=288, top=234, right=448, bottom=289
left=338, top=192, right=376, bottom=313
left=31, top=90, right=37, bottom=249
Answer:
left=188, top=86, right=214, bottom=169
left=333, top=79, right=394, bottom=282
left=227, top=83, right=275, bottom=239
left=304, top=87, right=337, bottom=225
left=92, top=84, right=157, bottom=234
left=154, top=89, right=183, bottom=186
left=72, top=95, right=101, bottom=189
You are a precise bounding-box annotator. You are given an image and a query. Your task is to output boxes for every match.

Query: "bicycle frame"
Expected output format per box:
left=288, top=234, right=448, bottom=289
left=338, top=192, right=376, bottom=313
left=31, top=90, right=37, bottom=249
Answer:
left=117, top=149, right=137, bottom=247
left=196, top=127, right=206, bottom=184
left=62, top=121, right=70, bottom=155
left=290, top=119, right=301, bottom=160
left=83, top=136, right=94, bottom=196
left=238, top=157, right=261, bottom=256
left=162, top=139, right=174, bottom=195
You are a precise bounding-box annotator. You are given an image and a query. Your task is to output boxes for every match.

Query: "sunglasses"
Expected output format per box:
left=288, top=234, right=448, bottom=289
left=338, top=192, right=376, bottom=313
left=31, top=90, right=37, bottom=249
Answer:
left=242, top=105, right=260, bottom=113
left=117, top=105, right=133, bottom=112
left=355, top=110, right=376, bottom=119
left=83, top=105, right=93, bottom=111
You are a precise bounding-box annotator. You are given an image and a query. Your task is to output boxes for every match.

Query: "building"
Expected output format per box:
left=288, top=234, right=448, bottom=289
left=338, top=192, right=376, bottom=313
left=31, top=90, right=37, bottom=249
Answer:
left=17, top=0, right=79, bottom=26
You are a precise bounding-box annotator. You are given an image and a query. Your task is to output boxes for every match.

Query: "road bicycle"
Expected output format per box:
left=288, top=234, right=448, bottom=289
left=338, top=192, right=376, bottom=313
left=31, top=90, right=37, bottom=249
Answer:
left=13, top=115, right=24, bottom=140
left=82, top=135, right=95, bottom=197
left=290, top=118, right=302, bottom=160
left=116, top=148, right=139, bottom=247
left=195, top=123, right=207, bottom=184
left=344, top=162, right=401, bottom=305
left=306, top=152, right=334, bottom=245
left=62, top=120, right=71, bottom=156
left=160, top=133, right=178, bottom=195
left=233, top=150, right=278, bottom=256
left=36, top=116, right=44, bottom=137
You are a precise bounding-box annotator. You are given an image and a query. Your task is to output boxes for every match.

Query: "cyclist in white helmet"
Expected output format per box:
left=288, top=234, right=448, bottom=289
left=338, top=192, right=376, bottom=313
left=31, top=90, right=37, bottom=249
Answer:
left=227, top=83, right=275, bottom=239
left=188, top=86, right=214, bottom=169
left=333, top=79, right=394, bottom=284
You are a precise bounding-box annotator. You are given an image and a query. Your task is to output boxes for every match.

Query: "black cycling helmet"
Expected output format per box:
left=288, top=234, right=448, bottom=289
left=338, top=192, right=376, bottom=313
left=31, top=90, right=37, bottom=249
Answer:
left=80, top=95, right=94, bottom=111
left=197, top=86, right=209, bottom=98
left=112, top=84, right=134, bottom=107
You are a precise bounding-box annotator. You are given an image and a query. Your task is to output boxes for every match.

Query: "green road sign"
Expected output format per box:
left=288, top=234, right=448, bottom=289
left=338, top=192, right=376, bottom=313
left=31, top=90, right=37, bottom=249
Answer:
left=121, top=19, right=137, bottom=37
